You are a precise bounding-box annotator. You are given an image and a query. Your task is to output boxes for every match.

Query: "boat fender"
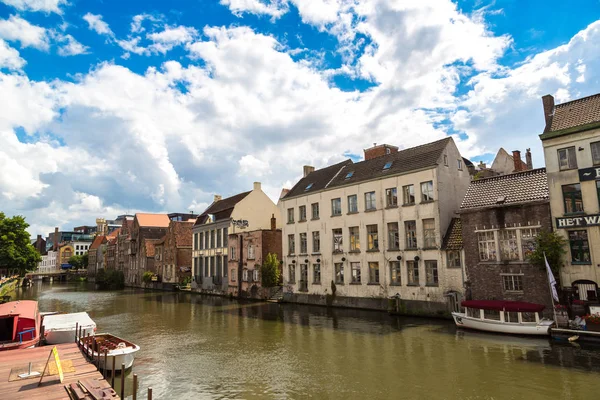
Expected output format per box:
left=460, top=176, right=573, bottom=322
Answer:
left=568, top=335, right=579, bottom=342
left=117, top=342, right=126, bottom=349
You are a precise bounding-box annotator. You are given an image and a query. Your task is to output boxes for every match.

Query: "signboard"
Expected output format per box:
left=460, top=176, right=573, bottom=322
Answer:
left=556, top=214, right=600, bottom=229
left=579, top=167, right=600, bottom=182
left=38, top=346, right=64, bottom=386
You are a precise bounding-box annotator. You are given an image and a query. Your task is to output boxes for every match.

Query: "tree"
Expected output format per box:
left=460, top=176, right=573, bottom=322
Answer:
left=81, top=253, right=89, bottom=268
left=527, top=230, right=567, bottom=284
left=68, top=255, right=85, bottom=269
left=261, top=253, right=281, bottom=288
left=0, top=213, right=41, bottom=276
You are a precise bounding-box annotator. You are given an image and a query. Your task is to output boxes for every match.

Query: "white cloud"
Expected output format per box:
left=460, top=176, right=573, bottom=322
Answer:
left=130, top=13, right=161, bottom=33
left=83, top=13, right=114, bottom=37
left=0, top=0, right=67, bottom=14
left=0, top=39, right=25, bottom=70
left=147, top=25, right=198, bottom=54
left=220, top=0, right=288, bottom=19
left=0, top=15, right=49, bottom=50
left=53, top=33, right=89, bottom=56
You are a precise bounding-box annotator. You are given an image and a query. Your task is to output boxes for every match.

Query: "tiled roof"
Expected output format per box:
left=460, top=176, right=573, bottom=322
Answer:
left=442, top=218, right=462, bottom=250
left=136, top=213, right=170, bottom=228
left=460, top=168, right=548, bottom=210
left=550, top=93, right=600, bottom=132
left=106, top=228, right=121, bottom=239
left=196, top=191, right=251, bottom=225
left=173, top=221, right=194, bottom=247
left=284, top=137, right=452, bottom=199
left=89, top=235, right=106, bottom=250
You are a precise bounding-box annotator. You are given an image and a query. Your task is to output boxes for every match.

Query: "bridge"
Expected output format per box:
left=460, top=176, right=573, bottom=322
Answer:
left=25, top=269, right=88, bottom=281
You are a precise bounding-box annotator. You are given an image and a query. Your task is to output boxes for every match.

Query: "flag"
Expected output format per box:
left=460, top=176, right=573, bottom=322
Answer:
left=545, top=252, right=559, bottom=302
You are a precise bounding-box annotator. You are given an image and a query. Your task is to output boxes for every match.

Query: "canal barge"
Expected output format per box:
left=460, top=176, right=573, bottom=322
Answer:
left=0, top=300, right=41, bottom=350
left=43, top=311, right=97, bottom=344
left=81, top=333, right=140, bottom=370
left=452, top=300, right=554, bottom=336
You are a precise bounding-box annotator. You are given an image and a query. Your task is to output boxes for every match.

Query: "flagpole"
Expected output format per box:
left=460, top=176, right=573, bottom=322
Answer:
left=544, top=252, right=559, bottom=327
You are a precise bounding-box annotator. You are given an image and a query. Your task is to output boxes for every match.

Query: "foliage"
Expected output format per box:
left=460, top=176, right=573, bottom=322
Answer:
left=583, top=314, right=600, bottom=324
left=96, top=269, right=125, bottom=289
left=527, top=230, right=567, bottom=281
left=473, top=171, right=484, bottom=180
left=68, top=254, right=86, bottom=269
left=0, top=212, right=41, bottom=276
left=82, top=253, right=89, bottom=268
left=181, top=276, right=192, bottom=285
left=142, top=271, right=154, bottom=283
left=260, top=253, right=280, bottom=288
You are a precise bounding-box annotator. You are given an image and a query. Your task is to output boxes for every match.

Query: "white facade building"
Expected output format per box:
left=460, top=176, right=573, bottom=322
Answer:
left=38, top=250, right=59, bottom=273
left=72, top=241, right=91, bottom=256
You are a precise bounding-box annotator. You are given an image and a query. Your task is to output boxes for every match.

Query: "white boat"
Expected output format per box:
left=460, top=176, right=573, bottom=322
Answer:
left=452, top=300, right=554, bottom=336
left=43, top=312, right=96, bottom=344
left=81, top=333, right=140, bottom=370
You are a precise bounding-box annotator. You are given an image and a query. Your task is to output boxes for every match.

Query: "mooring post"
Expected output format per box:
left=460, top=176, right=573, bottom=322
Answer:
left=91, top=337, right=96, bottom=364
left=104, top=350, right=108, bottom=379
left=133, top=374, right=138, bottom=400
left=75, top=322, right=78, bottom=342
left=120, top=363, right=125, bottom=399
left=111, top=356, right=116, bottom=387
left=86, top=333, right=91, bottom=359
left=148, top=387, right=152, bottom=400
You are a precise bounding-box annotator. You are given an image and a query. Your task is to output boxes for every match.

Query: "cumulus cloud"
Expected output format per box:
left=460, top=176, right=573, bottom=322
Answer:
left=83, top=13, right=114, bottom=36
left=147, top=25, right=198, bottom=54
left=53, top=33, right=89, bottom=56
left=0, top=0, right=67, bottom=14
left=0, top=39, right=25, bottom=70
left=220, top=0, right=288, bottom=19
left=0, top=15, right=49, bottom=50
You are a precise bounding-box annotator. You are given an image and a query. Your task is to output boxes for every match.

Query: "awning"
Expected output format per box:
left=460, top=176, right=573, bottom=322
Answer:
left=61, top=264, right=73, bottom=270
left=461, top=300, right=545, bottom=313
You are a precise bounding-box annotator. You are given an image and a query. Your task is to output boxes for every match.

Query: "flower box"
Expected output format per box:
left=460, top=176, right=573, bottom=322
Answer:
left=587, top=322, right=600, bottom=332
left=583, top=314, right=600, bottom=332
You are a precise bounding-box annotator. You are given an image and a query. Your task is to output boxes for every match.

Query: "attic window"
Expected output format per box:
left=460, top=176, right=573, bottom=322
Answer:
left=345, top=171, right=354, bottom=179
left=383, top=162, right=393, bottom=170
left=305, top=183, right=314, bottom=191
left=496, top=196, right=506, bottom=204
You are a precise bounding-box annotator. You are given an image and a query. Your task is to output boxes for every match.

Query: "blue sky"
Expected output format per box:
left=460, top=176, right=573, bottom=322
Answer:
left=0, top=0, right=599, bottom=236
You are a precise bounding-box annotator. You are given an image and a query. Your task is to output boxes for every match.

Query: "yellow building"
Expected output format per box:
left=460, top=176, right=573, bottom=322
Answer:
left=58, top=244, right=74, bottom=267
left=539, top=93, right=600, bottom=301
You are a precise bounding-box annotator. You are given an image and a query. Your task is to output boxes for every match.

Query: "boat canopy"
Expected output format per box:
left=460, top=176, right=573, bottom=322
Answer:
left=461, top=300, right=545, bottom=313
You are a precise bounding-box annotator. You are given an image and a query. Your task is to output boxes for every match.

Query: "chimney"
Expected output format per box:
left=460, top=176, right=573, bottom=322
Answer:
left=213, top=195, right=222, bottom=203
left=525, top=148, right=533, bottom=170
left=478, top=161, right=486, bottom=169
left=512, top=150, right=524, bottom=172
left=253, top=182, right=261, bottom=191
left=364, top=144, right=399, bottom=160
left=542, top=95, right=555, bottom=133
left=303, top=166, right=315, bottom=177
left=271, top=214, right=276, bottom=231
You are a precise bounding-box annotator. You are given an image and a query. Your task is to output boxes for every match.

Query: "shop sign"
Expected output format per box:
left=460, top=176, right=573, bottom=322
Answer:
left=556, top=214, right=600, bottom=229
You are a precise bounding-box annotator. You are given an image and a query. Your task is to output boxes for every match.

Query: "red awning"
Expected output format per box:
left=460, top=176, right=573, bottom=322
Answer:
left=461, top=300, right=545, bottom=313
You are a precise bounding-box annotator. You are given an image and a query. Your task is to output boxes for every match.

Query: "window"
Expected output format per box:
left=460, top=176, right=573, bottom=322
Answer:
left=305, top=183, right=313, bottom=191
left=383, top=161, right=392, bottom=170
left=457, top=159, right=463, bottom=170
left=345, top=171, right=354, bottom=179
left=204, top=233, right=209, bottom=249
left=242, top=269, right=248, bottom=282
left=562, top=184, right=584, bottom=213
left=288, top=234, right=295, bottom=255
left=335, top=263, right=344, bottom=284
left=288, top=264, right=296, bottom=283
left=332, top=198, right=342, bottom=216
left=345, top=226, right=360, bottom=251
left=217, top=229, right=222, bottom=248
left=390, top=261, right=401, bottom=285
left=425, top=260, right=438, bottom=286
left=388, top=222, right=399, bottom=250
left=499, top=230, right=519, bottom=260
left=569, top=230, right=591, bottom=264
left=405, top=221, right=417, bottom=249
left=210, top=256, right=215, bottom=276
left=558, top=146, right=577, bottom=170
left=195, top=233, right=200, bottom=250
left=223, top=228, right=228, bottom=246
left=403, top=185, right=415, bottom=205
left=421, top=181, right=434, bottom=202
left=230, top=245, right=236, bottom=260
left=386, top=188, right=398, bottom=207
left=347, top=194, right=358, bottom=213
left=333, top=228, right=343, bottom=252
left=407, top=260, right=419, bottom=285
left=503, top=274, right=523, bottom=292
left=287, top=208, right=294, bottom=223
left=521, top=228, right=539, bottom=259
left=211, top=230, right=215, bottom=248
left=369, top=262, right=380, bottom=284
left=423, top=219, right=436, bottom=248
left=478, top=231, right=496, bottom=261
left=248, top=244, right=255, bottom=259
left=311, top=203, right=320, bottom=219
left=447, top=251, right=461, bottom=268
left=204, top=258, right=209, bottom=276
left=351, top=262, right=361, bottom=283
left=365, top=192, right=376, bottom=210
left=592, top=141, right=600, bottom=165
left=313, top=264, right=321, bottom=284
left=367, top=225, right=379, bottom=250
left=299, top=205, right=307, bottom=221
left=312, top=231, right=320, bottom=253
left=253, top=269, right=259, bottom=282
left=444, top=155, right=448, bottom=166
left=299, top=233, right=307, bottom=254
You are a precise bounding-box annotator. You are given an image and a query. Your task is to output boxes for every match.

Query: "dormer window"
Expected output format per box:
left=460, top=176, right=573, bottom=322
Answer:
left=345, top=171, right=354, bottom=179
left=305, top=183, right=313, bottom=191
left=383, top=162, right=392, bottom=170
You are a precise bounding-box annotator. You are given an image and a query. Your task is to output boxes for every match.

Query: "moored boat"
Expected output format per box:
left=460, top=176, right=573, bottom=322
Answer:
left=43, top=312, right=96, bottom=344
left=0, top=300, right=41, bottom=350
left=81, top=333, right=140, bottom=370
left=452, top=300, right=554, bottom=336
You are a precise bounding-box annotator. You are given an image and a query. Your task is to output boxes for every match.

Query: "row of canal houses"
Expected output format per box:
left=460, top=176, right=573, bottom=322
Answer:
left=93, top=93, right=600, bottom=316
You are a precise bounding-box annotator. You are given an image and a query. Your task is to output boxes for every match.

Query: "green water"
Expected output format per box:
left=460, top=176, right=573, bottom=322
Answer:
left=15, top=282, right=600, bottom=399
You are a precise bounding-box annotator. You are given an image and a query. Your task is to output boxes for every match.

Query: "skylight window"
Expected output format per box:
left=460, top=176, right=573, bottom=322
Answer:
left=305, top=183, right=314, bottom=191
left=383, top=162, right=393, bottom=170
left=345, top=171, right=354, bottom=179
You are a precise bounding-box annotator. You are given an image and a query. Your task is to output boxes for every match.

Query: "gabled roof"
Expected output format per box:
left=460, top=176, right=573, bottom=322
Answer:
left=107, top=228, right=121, bottom=239
left=550, top=93, right=600, bottom=132
left=89, top=235, right=107, bottom=250
left=460, top=168, right=548, bottom=210
left=135, top=213, right=170, bottom=228
left=195, top=191, right=251, bottom=225
left=442, top=218, right=462, bottom=250
left=284, top=160, right=353, bottom=199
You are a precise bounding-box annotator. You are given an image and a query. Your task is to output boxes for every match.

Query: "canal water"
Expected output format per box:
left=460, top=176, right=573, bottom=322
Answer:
left=14, top=282, right=600, bottom=399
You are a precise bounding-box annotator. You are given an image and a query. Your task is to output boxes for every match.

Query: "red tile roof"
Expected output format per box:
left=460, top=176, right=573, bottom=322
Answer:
left=136, top=213, right=170, bottom=228
left=89, top=235, right=107, bottom=250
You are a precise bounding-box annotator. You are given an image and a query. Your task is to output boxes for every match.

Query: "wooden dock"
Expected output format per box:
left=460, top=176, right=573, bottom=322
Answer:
left=0, top=343, right=118, bottom=400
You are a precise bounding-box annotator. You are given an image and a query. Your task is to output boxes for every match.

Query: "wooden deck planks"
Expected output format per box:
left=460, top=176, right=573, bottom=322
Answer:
left=0, top=343, right=118, bottom=400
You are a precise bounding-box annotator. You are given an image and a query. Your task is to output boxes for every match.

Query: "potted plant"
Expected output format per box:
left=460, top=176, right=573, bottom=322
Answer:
left=583, top=314, right=600, bottom=332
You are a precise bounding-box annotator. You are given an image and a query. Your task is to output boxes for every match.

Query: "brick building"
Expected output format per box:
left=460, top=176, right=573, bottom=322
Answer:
left=125, top=213, right=170, bottom=286
left=228, top=215, right=282, bottom=298
left=459, top=167, right=554, bottom=313
left=105, top=228, right=120, bottom=270
left=88, top=235, right=107, bottom=276
left=155, top=220, right=194, bottom=284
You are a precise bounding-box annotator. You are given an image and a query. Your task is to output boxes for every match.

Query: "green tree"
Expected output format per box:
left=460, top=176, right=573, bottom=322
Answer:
left=68, top=254, right=85, bottom=269
left=261, top=253, right=281, bottom=288
left=527, top=230, right=567, bottom=284
left=81, top=252, right=89, bottom=268
left=0, top=213, right=41, bottom=276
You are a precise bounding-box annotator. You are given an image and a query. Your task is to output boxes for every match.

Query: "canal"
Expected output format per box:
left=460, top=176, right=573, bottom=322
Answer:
left=14, top=282, right=600, bottom=399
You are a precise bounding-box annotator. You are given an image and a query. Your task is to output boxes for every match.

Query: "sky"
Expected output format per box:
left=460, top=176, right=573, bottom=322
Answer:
left=0, top=0, right=599, bottom=238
